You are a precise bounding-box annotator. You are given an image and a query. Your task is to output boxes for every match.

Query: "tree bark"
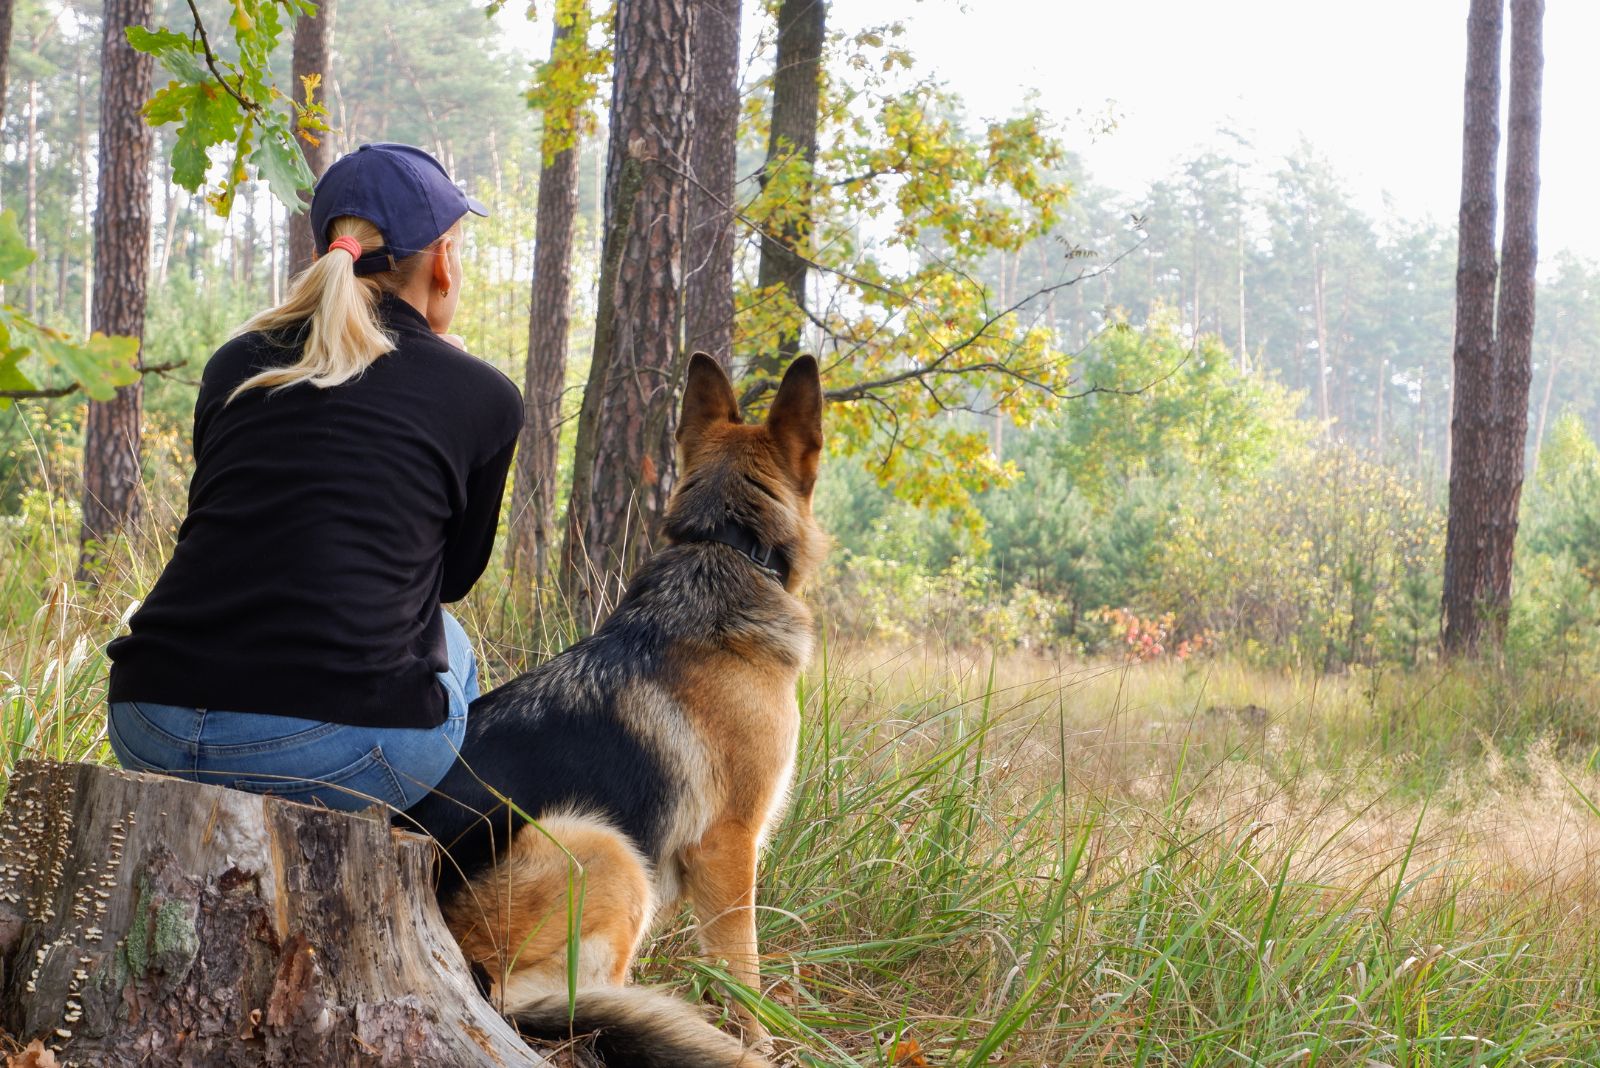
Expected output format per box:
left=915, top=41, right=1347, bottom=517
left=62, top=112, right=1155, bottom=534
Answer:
left=26, top=77, right=38, bottom=314
left=154, top=177, right=180, bottom=288
left=1443, top=0, right=1544, bottom=656
left=562, top=156, right=644, bottom=614
left=754, top=0, right=825, bottom=372
left=1440, top=0, right=1503, bottom=655
left=78, top=0, right=155, bottom=580
left=0, top=0, right=13, bottom=123
left=0, top=761, right=546, bottom=1066
left=1313, top=248, right=1329, bottom=428
left=1480, top=0, right=1544, bottom=638
left=75, top=47, right=94, bottom=335
left=566, top=0, right=694, bottom=601
left=243, top=186, right=259, bottom=298
left=1533, top=348, right=1559, bottom=459
left=1374, top=356, right=1387, bottom=455
left=507, top=13, right=585, bottom=585
left=683, top=0, right=741, bottom=367
left=288, top=0, right=337, bottom=278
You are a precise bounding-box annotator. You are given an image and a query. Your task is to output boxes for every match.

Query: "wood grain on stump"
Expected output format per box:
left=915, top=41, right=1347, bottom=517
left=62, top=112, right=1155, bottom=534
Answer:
left=0, top=760, right=545, bottom=1066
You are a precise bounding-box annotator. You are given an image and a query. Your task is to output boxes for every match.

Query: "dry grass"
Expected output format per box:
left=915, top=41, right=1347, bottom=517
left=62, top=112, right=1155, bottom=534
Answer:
left=6, top=475, right=1600, bottom=1062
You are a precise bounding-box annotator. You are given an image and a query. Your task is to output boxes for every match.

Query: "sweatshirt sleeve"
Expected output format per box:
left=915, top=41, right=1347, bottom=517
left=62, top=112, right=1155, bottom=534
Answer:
left=439, top=433, right=517, bottom=604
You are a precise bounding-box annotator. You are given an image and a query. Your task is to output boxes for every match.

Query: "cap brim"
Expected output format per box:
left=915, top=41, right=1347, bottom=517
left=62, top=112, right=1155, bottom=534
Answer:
left=464, top=194, right=489, bottom=217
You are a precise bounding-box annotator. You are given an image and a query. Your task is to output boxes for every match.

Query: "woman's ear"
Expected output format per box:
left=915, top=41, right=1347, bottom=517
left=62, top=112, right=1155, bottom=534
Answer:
left=431, top=236, right=454, bottom=294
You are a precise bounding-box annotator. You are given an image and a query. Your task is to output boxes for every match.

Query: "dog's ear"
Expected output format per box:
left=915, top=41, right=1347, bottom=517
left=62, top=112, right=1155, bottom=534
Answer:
left=677, top=352, right=741, bottom=444
left=766, top=355, right=824, bottom=489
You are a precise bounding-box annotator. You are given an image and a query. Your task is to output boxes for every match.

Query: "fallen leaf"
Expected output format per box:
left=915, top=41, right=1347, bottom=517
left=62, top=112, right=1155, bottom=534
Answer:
left=890, top=1038, right=929, bottom=1067
left=7, top=1040, right=60, bottom=1068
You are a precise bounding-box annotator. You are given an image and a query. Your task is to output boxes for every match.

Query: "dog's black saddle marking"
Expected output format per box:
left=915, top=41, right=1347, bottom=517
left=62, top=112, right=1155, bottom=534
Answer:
left=399, top=613, right=680, bottom=899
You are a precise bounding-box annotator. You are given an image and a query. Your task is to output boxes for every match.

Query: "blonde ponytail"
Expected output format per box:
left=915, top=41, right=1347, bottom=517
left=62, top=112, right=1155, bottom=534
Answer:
left=228, top=217, right=420, bottom=402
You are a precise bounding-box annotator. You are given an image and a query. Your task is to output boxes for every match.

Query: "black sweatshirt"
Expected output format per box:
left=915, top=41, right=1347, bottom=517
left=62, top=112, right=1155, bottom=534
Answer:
left=108, top=295, right=523, bottom=729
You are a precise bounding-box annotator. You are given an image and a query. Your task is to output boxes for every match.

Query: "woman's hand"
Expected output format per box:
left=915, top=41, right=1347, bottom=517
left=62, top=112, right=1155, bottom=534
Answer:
left=438, top=333, right=467, bottom=351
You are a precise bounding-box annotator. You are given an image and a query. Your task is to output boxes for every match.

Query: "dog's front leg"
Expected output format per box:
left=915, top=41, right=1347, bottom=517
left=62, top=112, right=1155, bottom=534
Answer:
left=683, top=820, right=769, bottom=1043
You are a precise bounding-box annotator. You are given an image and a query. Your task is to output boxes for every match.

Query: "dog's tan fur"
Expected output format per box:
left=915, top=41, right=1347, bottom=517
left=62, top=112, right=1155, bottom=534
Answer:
left=420, top=354, right=827, bottom=1066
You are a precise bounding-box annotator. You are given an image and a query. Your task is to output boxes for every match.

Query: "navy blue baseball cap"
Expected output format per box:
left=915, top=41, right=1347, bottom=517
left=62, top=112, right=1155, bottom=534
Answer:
left=310, top=143, right=487, bottom=271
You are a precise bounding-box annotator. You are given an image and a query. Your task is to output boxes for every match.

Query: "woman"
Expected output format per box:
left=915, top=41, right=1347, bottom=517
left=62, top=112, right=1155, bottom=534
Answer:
left=106, top=142, right=523, bottom=812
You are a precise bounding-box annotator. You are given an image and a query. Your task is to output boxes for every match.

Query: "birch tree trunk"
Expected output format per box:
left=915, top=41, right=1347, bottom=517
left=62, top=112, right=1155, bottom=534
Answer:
left=0, top=761, right=545, bottom=1066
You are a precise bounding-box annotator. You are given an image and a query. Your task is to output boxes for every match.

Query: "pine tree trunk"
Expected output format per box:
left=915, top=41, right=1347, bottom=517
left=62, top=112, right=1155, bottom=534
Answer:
left=566, top=0, right=694, bottom=599
left=1533, top=348, right=1560, bottom=459
left=754, top=0, right=825, bottom=373
left=562, top=156, right=644, bottom=613
left=1480, top=0, right=1544, bottom=639
left=507, top=13, right=584, bottom=585
left=1441, top=0, right=1505, bottom=656
left=26, top=77, right=38, bottom=314
left=0, top=0, right=11, bottom=125
left=0, top=761, right=547, bottom=1066
left=243, top=188, right=258, bottom=299
left=78, top=0, right=154, bottom=580
left=1313, top=250, right=1329, bottom=428
left=75, top=51, right=92, bottom=335
left=270, top=195, right=282, bottom=305
left=1374, top=356, right=1387, bottom=454
left=155, top=178, right=179, bottom=288
left=288, top=0, right=337, bottom=278
left=684, top=0, right=741, bottom=367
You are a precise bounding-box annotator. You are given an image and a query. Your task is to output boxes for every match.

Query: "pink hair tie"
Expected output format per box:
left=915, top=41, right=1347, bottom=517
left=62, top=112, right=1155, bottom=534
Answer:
left=327, top=235, right=364, bottom=260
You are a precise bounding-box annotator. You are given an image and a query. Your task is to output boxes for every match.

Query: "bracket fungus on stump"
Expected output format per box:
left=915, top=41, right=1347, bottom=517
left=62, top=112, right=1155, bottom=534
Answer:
left=0, top=760, right=546, bottom=1066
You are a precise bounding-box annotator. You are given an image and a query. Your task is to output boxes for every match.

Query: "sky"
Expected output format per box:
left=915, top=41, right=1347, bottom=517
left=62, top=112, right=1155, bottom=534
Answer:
left=501, top=1, right=1600, bottom=261
left=841, top=0, right=1600, bottom=262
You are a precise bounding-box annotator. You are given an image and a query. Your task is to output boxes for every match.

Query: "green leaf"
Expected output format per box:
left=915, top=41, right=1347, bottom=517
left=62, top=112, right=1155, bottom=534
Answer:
left=125, top=26, right=210, bottom=86
left=0, top=354, right=35, bottom=409
left=32, top=331, right=142, bottom=402
left=0, top=316, right=32, bottom=404
left=169, top=86, right=243, bottom=193
left=143, top=82, right=198, bottom=126
left=251, top=128, right=316, bottom=212
left=0, top=211, right=39, bottom=284
left=170, top=128, right=212, bottom=192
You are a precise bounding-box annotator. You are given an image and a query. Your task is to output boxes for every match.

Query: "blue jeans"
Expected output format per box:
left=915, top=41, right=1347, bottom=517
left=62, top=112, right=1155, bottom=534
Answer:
left=107, top=611, right=476, bottom=812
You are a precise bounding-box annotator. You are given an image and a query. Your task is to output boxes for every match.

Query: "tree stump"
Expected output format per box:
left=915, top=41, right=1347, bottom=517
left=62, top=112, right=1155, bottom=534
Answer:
left=0, top=760, right=546, bottom=1067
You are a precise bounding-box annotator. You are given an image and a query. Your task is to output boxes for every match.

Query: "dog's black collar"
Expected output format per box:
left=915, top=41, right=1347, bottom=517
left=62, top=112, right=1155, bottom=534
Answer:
left=690, top=519, right=791, bottom=586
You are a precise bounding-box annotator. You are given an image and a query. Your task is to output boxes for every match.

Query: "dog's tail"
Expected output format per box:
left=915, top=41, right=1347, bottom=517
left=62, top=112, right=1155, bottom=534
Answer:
left=510, top=985, right=771, bottom=1068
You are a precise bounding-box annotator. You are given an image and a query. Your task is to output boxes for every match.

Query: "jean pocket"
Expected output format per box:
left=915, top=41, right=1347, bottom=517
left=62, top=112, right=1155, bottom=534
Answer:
left=120, top=700, right=204, bottom=748
left=192, top=715, right=343, bottom=756
left=106, top=710, right=167, bottom=775
left=230, top=746, right=407, bottom=811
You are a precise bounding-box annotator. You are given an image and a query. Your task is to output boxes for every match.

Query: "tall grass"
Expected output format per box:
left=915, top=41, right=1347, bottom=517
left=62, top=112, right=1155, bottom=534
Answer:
left=5, top=415, right=1600, bottom=1064
left=700, top=648, right=1600, bottom=1065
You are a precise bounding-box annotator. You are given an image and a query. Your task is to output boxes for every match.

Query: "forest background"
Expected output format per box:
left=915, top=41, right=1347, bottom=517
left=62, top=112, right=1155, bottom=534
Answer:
left=5, top=0, right=1600, bottom=1063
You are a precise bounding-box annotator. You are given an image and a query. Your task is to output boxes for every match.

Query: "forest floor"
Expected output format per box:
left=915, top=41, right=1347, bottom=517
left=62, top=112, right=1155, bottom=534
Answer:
left=6, top=540, right=1600, bottom=1064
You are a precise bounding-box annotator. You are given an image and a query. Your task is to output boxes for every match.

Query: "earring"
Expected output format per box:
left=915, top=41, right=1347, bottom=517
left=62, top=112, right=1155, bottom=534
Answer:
left=440, top=286, right=450, bottom=298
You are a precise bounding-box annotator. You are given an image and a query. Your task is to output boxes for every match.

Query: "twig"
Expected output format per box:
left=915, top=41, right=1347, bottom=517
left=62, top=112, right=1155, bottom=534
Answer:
left=185, top=0, right=264, bottom=119
left=0, top=360, right=188, bottom=402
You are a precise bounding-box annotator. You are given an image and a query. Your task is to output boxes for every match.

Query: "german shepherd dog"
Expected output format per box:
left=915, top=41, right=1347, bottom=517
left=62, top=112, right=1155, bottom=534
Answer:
left=400, top=353, right=827, bottom=1067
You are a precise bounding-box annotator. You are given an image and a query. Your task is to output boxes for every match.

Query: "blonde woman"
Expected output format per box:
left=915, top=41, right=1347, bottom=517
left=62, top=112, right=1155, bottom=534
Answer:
left=106, top=143, right=522, bottom=812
